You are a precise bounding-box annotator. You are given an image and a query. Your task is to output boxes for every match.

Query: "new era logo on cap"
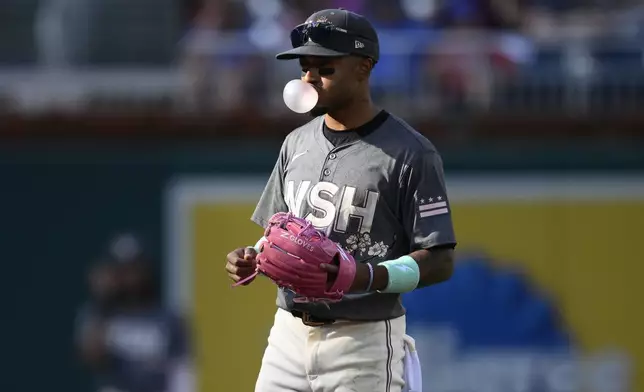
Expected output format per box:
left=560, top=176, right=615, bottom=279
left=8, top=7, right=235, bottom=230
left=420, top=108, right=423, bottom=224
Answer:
left=355, top=40, right=365, bottom=49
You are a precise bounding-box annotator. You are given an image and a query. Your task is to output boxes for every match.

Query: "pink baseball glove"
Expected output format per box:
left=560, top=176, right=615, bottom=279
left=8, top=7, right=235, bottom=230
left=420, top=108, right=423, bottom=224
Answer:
left=236, top=212, right=356, bottom=303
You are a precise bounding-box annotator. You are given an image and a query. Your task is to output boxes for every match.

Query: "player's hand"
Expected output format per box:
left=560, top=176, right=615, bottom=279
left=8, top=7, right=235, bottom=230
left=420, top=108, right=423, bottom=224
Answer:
left=320, top=261, right=372, bottom=293
left=319, top=257, right=339, bottom=288
left=226, top=247, right=257, bottom=285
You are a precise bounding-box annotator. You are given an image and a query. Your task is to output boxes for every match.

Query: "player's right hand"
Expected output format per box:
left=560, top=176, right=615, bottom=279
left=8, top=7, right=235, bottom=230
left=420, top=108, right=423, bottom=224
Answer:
left=225, top=247, right=257, bottom=285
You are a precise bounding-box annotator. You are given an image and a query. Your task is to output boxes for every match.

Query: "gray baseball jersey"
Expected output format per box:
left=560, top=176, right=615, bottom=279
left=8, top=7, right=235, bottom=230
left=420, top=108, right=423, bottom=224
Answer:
left=251, top=111, right=456, bottom=321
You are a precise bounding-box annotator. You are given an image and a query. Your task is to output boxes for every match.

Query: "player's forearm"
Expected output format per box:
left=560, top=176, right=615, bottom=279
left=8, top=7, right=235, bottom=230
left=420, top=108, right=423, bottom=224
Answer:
left=349, top=262, right=388, bottom=293
left=410, top=248, right=454, bottom=288
left=350, top=248, right=454, bottom=293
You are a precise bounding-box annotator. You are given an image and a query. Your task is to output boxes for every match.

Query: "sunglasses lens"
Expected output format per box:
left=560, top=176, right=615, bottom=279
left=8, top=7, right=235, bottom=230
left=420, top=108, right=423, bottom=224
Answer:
left=290, top=24, right=335, bottom=48
left=309, top=27, right=331, bottom=45
left=301, top=67, right=335, bottom=77
left=290, top=26, right=305, bottom=47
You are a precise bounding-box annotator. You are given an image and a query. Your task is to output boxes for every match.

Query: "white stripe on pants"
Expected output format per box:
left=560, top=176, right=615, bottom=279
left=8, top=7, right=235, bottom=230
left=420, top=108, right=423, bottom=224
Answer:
left=255, top=308, right=406, bottom=392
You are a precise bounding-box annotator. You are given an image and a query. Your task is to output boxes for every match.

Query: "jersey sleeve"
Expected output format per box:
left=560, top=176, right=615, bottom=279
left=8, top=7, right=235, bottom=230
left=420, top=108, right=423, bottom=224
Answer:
left=401, top=151, right=457, bottom=251
left=251, top=141, right=290, bottom=228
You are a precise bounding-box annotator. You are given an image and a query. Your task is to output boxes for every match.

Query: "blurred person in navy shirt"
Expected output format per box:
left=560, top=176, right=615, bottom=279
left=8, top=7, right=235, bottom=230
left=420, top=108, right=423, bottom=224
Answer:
left=75, top=235, right=193, bottom=392
left=434, top=0, right=523, bottom=29
left=179, top=0, right=259, bottom=113
left=425, top=0, right=532, bottom=111
left=368, top=1, right=439, bottom=106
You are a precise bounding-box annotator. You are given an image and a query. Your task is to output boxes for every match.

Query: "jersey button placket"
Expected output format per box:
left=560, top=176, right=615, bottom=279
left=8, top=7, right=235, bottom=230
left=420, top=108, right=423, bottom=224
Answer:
left=321, top=151, right=337, bottom=179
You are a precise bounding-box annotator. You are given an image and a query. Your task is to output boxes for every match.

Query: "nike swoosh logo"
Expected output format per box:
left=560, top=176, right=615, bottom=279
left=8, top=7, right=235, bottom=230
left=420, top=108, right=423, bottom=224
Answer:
left=291, top=150, right=308, bottom=163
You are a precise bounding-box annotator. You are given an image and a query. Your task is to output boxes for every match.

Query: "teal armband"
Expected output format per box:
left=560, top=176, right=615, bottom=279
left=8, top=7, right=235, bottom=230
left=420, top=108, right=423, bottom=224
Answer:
left=378, top=255, right=420, bottom=294
left=248, top=237, right=267, bottom=253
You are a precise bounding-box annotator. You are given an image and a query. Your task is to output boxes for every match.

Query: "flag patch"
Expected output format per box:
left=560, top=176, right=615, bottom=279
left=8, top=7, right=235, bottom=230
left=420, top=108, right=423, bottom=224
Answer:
left=418, top=200, right=449, bottom=218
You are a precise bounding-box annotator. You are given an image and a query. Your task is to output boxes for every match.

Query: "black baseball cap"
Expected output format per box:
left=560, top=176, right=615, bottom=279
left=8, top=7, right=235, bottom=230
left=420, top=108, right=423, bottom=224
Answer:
left=276, top=9, right=379, bottom=62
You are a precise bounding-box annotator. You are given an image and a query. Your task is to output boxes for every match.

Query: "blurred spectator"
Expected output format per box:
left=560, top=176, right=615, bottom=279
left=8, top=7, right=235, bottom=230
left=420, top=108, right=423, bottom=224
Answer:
left=368, top=1, right=438, bottom=107
left=33, top=0, right=93, bottom=67
left=433, top=0, right=523, bottom=29
left=34, top=0, right=180, bottom=67
left=245, top=0, right=300, bottom=51
left=2, top=0, right=642, bottom=116
left=179, top=0, right=264, bottom=113
left=292, top=0, right=335, bottom=17
left=424, top=0, right=533, bottom=111
left=75, top=234, right=193, bottom=392
left=328, top=0, right=367, bottom=14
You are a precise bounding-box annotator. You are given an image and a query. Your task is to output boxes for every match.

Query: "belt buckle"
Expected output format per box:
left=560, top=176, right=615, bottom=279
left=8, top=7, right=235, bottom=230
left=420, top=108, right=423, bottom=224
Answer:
left=301, top=312, right=329, bottom=327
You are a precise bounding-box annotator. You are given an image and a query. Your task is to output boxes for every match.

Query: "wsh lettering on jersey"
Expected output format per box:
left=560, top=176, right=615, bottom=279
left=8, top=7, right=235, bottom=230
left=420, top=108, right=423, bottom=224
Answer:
left=284, top=180, right=379, bottom=235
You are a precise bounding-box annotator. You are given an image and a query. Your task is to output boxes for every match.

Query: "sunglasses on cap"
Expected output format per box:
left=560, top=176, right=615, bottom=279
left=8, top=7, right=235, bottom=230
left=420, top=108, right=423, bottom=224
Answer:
left=290, top=21, right=377, bottom=60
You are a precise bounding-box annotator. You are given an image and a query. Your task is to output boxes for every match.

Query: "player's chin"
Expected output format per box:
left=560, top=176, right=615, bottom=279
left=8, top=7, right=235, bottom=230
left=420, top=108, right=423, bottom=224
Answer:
left=309, top=106, right=329, bottom=117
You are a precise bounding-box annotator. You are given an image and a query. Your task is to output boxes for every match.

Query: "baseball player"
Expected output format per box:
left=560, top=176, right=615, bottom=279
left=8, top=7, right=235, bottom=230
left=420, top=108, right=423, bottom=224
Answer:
left=225, top=8, right=456, bottom=392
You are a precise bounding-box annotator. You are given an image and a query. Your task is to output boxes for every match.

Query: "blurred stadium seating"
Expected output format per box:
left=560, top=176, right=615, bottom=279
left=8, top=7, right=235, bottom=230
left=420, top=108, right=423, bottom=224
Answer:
left=1, top=0, right=644, bottom=116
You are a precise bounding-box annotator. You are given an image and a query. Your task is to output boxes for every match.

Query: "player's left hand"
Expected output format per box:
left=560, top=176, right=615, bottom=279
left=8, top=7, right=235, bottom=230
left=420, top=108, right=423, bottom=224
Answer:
left=320, top=261, right=370, bottom=293
left=319, top=259, right=339, bottom=288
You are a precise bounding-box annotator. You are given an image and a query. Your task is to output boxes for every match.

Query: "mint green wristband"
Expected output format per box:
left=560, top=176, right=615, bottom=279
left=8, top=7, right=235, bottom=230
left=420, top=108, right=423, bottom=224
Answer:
left=378, top=255, right=420, bottom=293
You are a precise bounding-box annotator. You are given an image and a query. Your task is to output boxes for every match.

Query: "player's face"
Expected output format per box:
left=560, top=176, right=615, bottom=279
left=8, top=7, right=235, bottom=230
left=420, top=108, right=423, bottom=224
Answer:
left=299, top=56, right=362, bottom=116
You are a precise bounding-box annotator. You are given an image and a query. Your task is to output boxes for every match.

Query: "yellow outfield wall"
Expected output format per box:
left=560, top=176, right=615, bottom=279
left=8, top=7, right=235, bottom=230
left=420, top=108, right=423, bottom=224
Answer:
left=165, top=176, right=644, bottom=392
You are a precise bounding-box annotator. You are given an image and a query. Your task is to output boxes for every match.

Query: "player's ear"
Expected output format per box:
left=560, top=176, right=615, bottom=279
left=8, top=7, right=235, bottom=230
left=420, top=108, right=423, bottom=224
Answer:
left=355, top=57, right=372, bottom=81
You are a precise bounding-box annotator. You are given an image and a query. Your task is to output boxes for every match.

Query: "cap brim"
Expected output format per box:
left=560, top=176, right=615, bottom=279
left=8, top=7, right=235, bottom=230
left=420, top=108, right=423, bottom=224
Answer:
left=276, top=43, right=348, bottom=60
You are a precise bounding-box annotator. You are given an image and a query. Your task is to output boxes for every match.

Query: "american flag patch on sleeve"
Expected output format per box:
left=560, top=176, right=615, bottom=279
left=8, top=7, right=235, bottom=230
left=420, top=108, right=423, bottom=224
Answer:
left=418, top=197, right=449, bottom=218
